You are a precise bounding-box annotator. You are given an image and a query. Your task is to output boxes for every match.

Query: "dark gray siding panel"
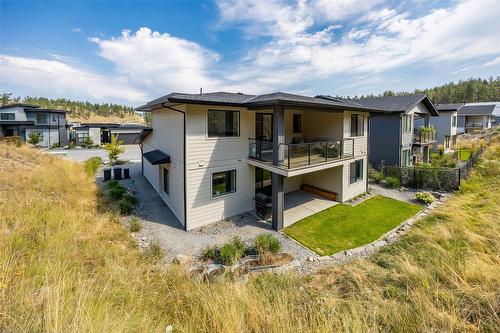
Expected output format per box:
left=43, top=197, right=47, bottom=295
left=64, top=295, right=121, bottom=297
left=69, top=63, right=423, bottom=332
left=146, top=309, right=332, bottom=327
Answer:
left=369, top=115, right=401, bottom=166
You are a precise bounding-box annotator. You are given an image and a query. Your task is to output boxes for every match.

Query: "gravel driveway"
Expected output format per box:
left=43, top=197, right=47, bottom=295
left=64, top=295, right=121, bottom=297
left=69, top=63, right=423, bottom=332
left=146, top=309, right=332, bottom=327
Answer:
left=43, top=145, right=141, bottom=163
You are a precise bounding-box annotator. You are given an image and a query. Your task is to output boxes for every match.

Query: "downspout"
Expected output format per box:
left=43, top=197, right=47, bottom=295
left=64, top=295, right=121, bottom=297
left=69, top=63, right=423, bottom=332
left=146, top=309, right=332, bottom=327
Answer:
left=161, top=103, right=188, bottom=231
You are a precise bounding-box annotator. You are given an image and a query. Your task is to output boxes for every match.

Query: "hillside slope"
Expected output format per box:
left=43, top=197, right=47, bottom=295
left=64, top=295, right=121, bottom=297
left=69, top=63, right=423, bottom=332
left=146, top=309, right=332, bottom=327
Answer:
left=0, top=136, right=499, bottom=332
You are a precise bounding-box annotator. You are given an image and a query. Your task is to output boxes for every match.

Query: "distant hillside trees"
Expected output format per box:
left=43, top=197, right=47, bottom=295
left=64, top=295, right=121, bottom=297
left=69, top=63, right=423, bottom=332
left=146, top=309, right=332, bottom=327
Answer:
left=356, top=77, right=500, bottom=103
left=0, top=93, right=136, bottom=119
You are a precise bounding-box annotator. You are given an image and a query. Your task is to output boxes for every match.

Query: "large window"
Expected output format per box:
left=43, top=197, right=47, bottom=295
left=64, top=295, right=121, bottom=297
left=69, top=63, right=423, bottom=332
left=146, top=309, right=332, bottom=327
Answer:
left=212, top=170, right=236, bottom=197
left=350, top=114, right=364, bottom=137
left=349, top=159, right=363, bottom=184
left=402, top=115, right=412, bottom=133
left=76, top=132, right=89, bottom=143
left=293, top=114, right=302, bottom=133
left=402, top=149, right=411, bottom=166
left=0, top=113, right=15, bottom=120
left=163, top=168, right=169, bottom=195
left=36, top=113, right=48, bottom=124
left=208, top=110, right=239, bottom=137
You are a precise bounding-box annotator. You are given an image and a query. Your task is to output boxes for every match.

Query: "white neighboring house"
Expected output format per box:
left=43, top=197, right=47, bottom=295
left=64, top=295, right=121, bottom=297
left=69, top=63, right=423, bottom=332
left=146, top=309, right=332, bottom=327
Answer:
left=418, top=103, right=463, bottom=153
left=457, top=103, right=496, bottom=134
left=70, top=123, right=148, bottom=145
left=136, top=91, right=390, bottom=231
left=0, top=103, right=69, bottom=147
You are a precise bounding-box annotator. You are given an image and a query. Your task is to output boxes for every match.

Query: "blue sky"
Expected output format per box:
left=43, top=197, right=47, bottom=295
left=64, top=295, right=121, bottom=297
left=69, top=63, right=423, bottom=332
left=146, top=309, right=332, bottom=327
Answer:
left=1, top=0, right=499, bottom=106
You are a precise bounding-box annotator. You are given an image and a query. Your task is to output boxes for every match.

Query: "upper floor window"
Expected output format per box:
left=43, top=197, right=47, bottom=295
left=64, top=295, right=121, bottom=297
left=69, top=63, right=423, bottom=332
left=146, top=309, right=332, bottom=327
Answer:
left=36, top=113, right=48, bottom=124
left=350, top=114, right=364, bottom=137
left=349, top=159, right=364, bottom=184
left=402, top=115, right=412, bottom=133
left=0, top=113, right=15, bottom=121
left=293, top=114, right=302, bottom=133
left=451, top=115, right=457, bottom=127
left=208, top=110, right=239, bottom=137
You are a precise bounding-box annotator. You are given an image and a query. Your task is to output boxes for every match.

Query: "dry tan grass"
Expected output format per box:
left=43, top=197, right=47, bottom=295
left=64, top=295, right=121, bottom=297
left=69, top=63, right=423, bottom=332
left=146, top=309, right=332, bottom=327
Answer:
left=0, top=138, right=499, bottom=332
left=67, top=113, right=145, bottom=124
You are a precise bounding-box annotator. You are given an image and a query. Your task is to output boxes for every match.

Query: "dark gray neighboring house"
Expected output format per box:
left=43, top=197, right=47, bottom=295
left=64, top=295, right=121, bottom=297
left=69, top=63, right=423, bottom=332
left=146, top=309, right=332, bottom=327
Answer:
left=353, top=94, right=439, bottom=167
left=0, top=104, right=69, bottom=147
left=70, top=123, right=149, bottom=145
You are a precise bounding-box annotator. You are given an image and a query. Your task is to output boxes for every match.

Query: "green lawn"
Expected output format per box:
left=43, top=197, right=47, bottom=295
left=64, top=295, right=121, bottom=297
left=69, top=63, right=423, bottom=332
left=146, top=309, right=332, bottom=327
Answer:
left=283, top=195, right=421, bottom=256
left=457, top=149, right=472, bottom=161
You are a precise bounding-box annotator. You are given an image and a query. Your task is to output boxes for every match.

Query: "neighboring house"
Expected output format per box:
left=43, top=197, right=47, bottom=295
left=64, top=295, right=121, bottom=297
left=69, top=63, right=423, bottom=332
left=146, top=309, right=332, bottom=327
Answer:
left=70, top=123, right=149, bottom=145
left=457, top=103, right=496, bottom=134
left=0, top=103, right=69, bottom=147
left=136, top=91, right=390, bottom=231
left=353, top=94, right=439, bottom=167
left=416, top=103, right=463, bottom=153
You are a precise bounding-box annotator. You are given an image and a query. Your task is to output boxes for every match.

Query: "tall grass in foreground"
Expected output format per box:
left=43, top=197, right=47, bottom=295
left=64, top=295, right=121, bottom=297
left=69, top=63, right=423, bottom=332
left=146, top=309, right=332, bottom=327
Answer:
left=1, top=140, right=499, bottom=332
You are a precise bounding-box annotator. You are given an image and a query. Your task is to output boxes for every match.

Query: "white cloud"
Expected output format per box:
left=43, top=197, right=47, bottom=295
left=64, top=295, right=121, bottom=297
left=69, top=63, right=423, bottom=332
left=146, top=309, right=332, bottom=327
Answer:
left=483, top=56, right=500, bottom=67
left=0, top=55, right=147, bottom=102
left=89, top=27, right=223, bottom=93
left=72, top=27, right=82, bottom=33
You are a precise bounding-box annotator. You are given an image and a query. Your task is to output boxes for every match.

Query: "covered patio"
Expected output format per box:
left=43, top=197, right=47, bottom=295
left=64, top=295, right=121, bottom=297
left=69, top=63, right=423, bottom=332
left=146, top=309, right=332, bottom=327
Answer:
left=284, top=190, right=338, bottom=227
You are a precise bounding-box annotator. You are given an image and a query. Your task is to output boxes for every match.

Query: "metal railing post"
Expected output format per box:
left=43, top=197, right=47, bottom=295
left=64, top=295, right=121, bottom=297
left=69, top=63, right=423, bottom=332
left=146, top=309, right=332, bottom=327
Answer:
left=324, top=141, right=328, bottom=162
left=308, top=143, right=311, bottom=165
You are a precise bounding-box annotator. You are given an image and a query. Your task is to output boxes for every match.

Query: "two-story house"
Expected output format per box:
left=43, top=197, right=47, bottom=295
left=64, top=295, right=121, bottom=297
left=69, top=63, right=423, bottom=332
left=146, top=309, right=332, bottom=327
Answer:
left=416, top=103, right=462, bottom=153
left=354, top=94, right=439, bottom=167
left=0, top=103, right=69, bottom=147
left=136, top=92, right=389, bottom=231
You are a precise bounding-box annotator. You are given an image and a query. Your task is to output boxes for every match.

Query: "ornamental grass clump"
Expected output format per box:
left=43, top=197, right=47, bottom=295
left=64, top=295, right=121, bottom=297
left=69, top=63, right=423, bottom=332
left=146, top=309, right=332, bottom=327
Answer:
left=219, top=237, right=246, bottom=265
left=415, top=192, right=436, bottom=204
left=254, top=233, right=282, bottom=254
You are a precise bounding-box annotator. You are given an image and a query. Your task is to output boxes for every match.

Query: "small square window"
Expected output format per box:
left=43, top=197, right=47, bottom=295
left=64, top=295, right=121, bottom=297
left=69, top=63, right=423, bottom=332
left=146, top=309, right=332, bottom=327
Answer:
left=212, top=170, right=236, bottom=197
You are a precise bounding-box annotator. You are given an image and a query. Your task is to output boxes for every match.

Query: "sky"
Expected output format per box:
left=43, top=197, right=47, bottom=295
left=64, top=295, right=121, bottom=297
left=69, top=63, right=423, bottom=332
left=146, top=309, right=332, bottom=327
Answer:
left=1, top=0, right=499, bottom=106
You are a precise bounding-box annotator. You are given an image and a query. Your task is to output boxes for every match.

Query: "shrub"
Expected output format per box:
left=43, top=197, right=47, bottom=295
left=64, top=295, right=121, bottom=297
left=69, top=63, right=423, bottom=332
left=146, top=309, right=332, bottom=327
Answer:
left=415, top=192, right=436, bottom=204
left=142, top=241, right=163, bottom=262
left=129, top=218, right=142, bottom=232
left=27, top=132, right=41, bottom=146
left=219, top=237, right=246, bottom=265
left=105, top=180, right=120, bottom=189
left=254, top=233, right=281, bottom=254
left=84, top=157, right=103, bottom=176
left=122, top=193, right=138, bottom=205
left=109, top=185, right=126, bottom=200
left=385, top=176, right=401, bottom=188
left=431, top=154, right=457, bottom=168
left=103, top=134, right=124, bottom=165
left=202, top=245, right=218, bottom=260
left=84, top=136, right=94, bottom=147
left=119, top=199, right=134, bottom=214
left=369, top=169, right=384, bottom=183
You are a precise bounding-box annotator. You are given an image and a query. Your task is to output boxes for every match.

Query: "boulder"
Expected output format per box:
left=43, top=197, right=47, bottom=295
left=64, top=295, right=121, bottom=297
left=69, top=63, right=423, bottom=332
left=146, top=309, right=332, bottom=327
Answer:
left=173, top=254, right=194, bottom=265
left=205, top=264, right=225, bottom=281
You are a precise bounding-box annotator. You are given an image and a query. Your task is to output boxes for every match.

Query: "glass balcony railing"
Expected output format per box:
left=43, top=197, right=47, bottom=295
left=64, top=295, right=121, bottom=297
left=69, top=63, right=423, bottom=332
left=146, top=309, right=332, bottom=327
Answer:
left=414, top=129, right=436, bottom=144
left=249, top=138, right=355, bottom=169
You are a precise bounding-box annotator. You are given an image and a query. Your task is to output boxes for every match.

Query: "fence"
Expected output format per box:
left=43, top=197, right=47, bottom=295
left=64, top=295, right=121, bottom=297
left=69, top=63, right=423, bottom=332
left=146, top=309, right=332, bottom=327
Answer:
left=376, top=148, right=484, bottom=191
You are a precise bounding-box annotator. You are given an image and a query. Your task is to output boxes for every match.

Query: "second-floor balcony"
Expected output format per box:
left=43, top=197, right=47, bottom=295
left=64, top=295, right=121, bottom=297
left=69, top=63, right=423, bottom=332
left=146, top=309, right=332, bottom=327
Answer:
left=414, top=128, right=436, bottom=144
left=249, top=138, right=355, bottom=170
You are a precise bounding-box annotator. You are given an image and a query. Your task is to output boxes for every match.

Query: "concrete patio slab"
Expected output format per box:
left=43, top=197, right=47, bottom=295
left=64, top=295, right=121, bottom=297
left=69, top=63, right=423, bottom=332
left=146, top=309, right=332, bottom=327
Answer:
left=284, top=190, right=338, bottom=227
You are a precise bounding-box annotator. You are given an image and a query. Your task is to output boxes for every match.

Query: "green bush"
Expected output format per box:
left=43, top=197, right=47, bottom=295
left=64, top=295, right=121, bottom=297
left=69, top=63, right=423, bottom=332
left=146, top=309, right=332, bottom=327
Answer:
left=122, top=193, right=138, bottom=205
left=415, top=192, right=436, bottom=204
left=129, top=218, right=142, bottom=232
left=370, top=170, right=385, bottom=183
left=119, top=199, right=134, bottom=214
left=202, top=245, right=218, bottom=261
left=385, top=176, right=401, bottom=188
left=219, top=237, right=246, bottom=265
left=109, top=186, right=126, bottom=200
left=431, top=154, right=457, bottom=168
left=105, top=180, right=120, bottom=189
left=84, top=157, right=103, bottom=176
left=254, top=233, right=282, bottom=254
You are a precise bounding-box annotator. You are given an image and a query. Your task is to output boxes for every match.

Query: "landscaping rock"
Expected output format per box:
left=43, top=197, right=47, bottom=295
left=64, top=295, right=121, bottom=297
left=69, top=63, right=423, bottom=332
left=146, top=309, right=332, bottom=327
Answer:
left=205, top=264, right=225, bottom=281
left=372, top=240, right=387, bottom=248
left=173, top=254, right=195, bottom=265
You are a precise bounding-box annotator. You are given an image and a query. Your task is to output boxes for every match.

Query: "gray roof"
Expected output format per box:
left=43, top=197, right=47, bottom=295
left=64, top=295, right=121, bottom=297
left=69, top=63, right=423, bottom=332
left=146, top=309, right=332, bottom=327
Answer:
left=25, top=108, right=69, bottom=114
left=0, top=103, right=40, bottom=110
left=352, top=94, right=438, bottom=115
left=137, top=91, right=387, bottom=112
left=458, top=104, right=495, bottom=116
left=435, top=103, right=464, bottom=111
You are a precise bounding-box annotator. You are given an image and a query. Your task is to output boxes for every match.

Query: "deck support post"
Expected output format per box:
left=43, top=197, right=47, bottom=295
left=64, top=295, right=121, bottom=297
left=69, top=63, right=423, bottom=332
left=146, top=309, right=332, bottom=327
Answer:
left=272, top=105, right=285, bottom=231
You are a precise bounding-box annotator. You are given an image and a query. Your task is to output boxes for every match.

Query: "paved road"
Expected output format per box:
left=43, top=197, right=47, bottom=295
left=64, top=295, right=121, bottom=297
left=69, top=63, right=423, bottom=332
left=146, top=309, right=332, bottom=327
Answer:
left=44, top=145, right=141, bottom=163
